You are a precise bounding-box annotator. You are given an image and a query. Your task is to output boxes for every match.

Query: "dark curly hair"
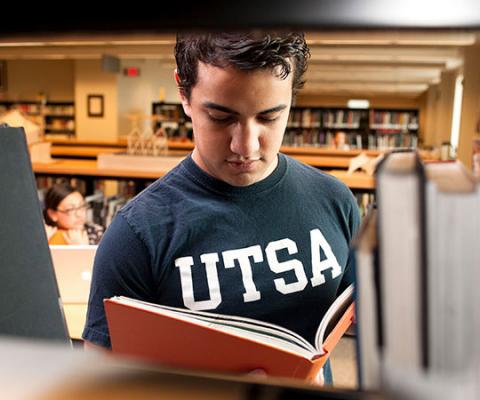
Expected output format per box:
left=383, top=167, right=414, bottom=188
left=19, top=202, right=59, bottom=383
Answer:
left=175, top=31, right=310, bottom=101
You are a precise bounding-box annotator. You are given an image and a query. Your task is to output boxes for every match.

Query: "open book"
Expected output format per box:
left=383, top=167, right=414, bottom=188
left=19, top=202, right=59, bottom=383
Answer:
left=104, top=284, right=354, bottom=382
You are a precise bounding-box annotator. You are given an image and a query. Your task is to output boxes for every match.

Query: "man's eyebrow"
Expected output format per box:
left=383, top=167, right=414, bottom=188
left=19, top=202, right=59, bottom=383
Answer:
left=203, top=102, right=287, bottom=115
left=258, top=105, right=288, bottom=115
left=203, top=102, right=239, bottom=115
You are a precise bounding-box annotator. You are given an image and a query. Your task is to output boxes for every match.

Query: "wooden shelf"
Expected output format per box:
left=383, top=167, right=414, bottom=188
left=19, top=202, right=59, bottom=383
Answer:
left=47, top=138, right=382, bottom=156
left=50, top=146, right=122, bottom=158
left=280, top=146, right=381, bottom=157
left=292, top=155, right=351, bottom=168
left=32, top=158, right=375, bottom=190
left=325, top=170, right=375, bottom=190
left=50, top=146, right=189, bottom=159
left=46, top=137, right=127, bottom=147
left=47, top=143, right=380, bottom=170
left=33, top=159, right=169, bottom=180
left=45, top=129, right=75, bottom=134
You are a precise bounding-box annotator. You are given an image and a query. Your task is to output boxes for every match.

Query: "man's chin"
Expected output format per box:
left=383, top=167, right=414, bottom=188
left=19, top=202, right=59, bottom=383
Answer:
left=223, top=172, right=264, bottom=187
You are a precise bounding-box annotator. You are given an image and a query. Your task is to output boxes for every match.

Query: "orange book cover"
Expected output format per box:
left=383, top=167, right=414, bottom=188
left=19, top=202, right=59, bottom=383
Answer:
left=104, top=284, right=354, bottom=383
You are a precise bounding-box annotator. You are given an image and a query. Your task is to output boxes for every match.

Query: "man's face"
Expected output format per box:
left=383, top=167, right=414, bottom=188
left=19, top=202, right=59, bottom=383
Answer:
left=179, top=62, right=293, bottom=187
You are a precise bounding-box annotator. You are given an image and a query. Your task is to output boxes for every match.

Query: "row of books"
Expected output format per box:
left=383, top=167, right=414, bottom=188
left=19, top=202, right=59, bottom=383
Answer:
left=287, top=109, right=365, bottom=130
left=0, top=101, right=76, bottom=137
left=354, top=151, right=480, bottom=392
left=36, top=176, right=89, bottom=198
left=323, top=110, right=364, bottom=129
left=285, top=108, right=418, bottom=131
left=283, top=129, right=343, bottom=148
left=152, top=103, right=189, bottom=122
left=150, top=103, right=418, bottom=131
left=369, top=110, right=419, bottom=131
left=43, top=104, right=74, bottom=116
left=85, top=192, right=127, bottom=228
left=287, top=108, right=323, bottom=128
left=374, top=132, right=418, bottom=150
left=355, top=192, right=375, bottom=218
left=45, top=118, right=75, bottom=132
left=0, top=102, right=42, bottom=116
left=282, top=129, right=418, bottom=150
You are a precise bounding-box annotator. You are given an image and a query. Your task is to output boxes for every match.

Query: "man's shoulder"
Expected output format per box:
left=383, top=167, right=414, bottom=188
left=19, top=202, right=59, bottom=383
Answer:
left=284, top=154, right=352, bottom=194
left=119, top=161, right=191, bottom=223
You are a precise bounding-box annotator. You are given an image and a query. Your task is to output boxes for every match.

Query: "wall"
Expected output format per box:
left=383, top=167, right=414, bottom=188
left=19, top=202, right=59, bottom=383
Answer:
left=457, top=45, right=480, bottom=169
left=74, top=60, right=118, bottom=141
left=435, top=70, right=457, bottom=146
left=117, top=60, right=179, bottom=136
left=421, top=84, right=440, bottom=147
left=2, top=60, right=74, bottom=101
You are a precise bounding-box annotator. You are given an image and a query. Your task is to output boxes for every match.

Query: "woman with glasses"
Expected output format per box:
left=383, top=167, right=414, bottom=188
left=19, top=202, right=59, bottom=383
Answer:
left=43, top=182, right=104, bottom=245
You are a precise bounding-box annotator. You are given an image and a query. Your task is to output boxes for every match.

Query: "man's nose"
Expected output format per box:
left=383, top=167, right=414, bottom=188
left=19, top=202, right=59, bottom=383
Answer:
left=230, top=121, right=261, bottom=158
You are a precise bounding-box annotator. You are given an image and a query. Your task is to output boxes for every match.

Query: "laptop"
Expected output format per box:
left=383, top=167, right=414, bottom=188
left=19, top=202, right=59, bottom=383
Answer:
left=49, top=245, right=98, bottom=303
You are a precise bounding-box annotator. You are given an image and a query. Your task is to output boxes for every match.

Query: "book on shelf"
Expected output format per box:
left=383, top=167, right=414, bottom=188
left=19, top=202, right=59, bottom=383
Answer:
left=104, top=284, right=355, bottom=383
left=352, top=207, right=380, bottom=390
left=375, top=150, right=428, bottom=371
left=355, top=151, right=480, bottom=390
left=425, top=161, right=480, bottom=373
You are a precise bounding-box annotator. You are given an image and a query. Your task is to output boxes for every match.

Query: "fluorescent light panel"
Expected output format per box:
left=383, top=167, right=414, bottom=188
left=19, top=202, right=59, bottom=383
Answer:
left=347, top=99, right=370, bottom=108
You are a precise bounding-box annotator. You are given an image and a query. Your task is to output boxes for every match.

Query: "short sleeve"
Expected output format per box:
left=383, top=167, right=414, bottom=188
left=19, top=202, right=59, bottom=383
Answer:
left=82, top=213, right=155, bottom=348
left=338, top=194, right=361, bottom=294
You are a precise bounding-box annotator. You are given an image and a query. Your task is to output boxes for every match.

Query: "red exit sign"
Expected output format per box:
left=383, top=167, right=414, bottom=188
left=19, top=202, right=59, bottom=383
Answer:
left=123, top=67, right=141, bottom=77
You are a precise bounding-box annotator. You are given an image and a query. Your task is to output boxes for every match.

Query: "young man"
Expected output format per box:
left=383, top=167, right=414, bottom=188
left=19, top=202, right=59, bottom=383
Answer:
left=83, top=32, right=360, bottom=384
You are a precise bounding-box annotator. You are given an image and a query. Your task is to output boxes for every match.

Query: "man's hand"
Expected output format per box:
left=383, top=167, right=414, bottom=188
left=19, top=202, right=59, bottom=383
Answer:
left=247, top=369, right=268, bottom=378
left=314, top=368, right=325, bottom=385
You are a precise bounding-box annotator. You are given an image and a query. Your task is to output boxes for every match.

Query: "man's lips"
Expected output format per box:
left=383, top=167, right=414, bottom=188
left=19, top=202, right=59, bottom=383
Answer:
left=226, top=159, right=260, bottom=171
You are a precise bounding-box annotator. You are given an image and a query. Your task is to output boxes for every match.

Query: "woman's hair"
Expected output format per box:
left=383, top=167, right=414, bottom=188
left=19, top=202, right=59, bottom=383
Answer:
left=43, top=182, right=79, bottom=226
left=175, top=31, right=310, bottom=101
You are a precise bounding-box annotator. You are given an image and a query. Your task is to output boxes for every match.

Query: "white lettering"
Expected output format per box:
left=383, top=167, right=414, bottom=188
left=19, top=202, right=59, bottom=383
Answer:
left=266, top=238, right=308, bottom=295
left=222, top=245, right=263, bottom=302
left=174, top=253, right=222, bottom=310
left=310, top=228, right=342, bottom=286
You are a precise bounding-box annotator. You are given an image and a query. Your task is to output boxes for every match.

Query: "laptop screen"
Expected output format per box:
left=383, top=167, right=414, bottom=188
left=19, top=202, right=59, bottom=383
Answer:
left=50, top=245, right=97, bottom=304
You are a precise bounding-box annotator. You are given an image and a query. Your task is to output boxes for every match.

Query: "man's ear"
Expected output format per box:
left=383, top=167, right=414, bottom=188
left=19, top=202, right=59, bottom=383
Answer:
left=174, top=68, right=192, bottom=118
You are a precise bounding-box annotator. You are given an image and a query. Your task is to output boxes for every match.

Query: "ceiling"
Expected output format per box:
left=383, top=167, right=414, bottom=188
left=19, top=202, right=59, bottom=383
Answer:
left=0, top=30, right=477, bottom=99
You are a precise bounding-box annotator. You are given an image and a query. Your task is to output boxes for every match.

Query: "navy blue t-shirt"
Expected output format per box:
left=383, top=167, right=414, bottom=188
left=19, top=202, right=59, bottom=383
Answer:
left=83, top=153, right=360, bottom=353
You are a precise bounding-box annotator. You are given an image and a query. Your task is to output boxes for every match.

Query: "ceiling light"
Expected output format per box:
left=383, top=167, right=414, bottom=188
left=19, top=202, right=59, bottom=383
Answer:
left=347, top=99, right=370, bottom=109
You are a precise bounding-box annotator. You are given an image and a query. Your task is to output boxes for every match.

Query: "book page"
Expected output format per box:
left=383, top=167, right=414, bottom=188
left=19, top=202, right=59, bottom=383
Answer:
left=314, top=283, right=354, bottom=351
left=112, top=297, right=316, bottom=357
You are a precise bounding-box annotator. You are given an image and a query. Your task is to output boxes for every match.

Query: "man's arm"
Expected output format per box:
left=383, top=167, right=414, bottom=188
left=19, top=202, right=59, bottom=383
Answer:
left=338, top=194, right=361, bottom=293
left=82, top=212, right=156, bottom=348
left=338, top=196, right=361, bottom=336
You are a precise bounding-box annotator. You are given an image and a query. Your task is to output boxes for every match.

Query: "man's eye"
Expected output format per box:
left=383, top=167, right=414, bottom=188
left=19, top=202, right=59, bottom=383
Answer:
left=258, top=115, right=279, bottom=123
left=208, top=114, right=233, bottom=123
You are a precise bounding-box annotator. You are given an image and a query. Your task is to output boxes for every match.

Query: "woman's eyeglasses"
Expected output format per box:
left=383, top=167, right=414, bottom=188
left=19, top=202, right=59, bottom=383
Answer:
left=56, top=203, right=90, bottom=216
